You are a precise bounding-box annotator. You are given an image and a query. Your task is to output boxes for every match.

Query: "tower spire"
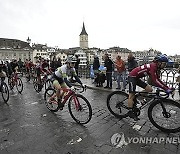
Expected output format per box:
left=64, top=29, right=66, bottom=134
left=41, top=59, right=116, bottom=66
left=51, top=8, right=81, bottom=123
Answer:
left=80, top=22, right=88, bottom=35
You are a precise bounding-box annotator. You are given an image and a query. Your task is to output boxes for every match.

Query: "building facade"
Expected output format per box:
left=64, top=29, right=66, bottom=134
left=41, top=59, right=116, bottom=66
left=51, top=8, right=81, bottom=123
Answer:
left=0, top=38, right=33, bottom=62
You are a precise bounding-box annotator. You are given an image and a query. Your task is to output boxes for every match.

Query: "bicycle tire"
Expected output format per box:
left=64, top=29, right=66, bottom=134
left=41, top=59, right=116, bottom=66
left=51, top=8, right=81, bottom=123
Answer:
left=26, top=73, right=31, bottom=82
left=107, top=91, right=129, bottom=118
left=68, top=94, right=92, bottom=124
left=148, top=99, right=180, bottom=133
left=16, top=78, right=23, bottom=94
left=1, top=82, right=9, bottom=103
left=44, top=87, right=59, bottom=112
left=8, top=77, right=14, bottom=90
left=33, top=78, right=41, bottom=93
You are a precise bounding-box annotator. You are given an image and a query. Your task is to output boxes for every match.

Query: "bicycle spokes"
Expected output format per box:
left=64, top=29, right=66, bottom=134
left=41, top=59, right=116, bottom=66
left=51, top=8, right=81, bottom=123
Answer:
left=148, top=100, right=180, bottom=133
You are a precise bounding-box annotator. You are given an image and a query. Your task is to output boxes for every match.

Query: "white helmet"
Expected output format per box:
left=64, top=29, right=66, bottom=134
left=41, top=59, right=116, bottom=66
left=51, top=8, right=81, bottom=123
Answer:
left=66, top=55, right=77, bottom=63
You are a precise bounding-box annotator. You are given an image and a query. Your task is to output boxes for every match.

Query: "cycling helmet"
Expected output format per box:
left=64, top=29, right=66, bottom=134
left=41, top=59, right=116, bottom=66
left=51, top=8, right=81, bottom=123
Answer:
left=154, top=54, right=169, bottom=62
left=66, top=55, right=77, bottom=63
left=154, top=54, right=174, bottom=64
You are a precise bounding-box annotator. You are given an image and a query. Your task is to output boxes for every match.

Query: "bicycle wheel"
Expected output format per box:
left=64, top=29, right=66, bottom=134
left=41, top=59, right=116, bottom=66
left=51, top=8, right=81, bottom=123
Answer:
left=148, top=99, right=180, bottom=133
left=8, top=77, right=14, bottom=90
left=1, top=82, right=9, bottom=103
left=15, top=78, right=23, bottom=93
left=25, top=73, right=30, bottom=82
left=44, top=87, right=59, bottom=112
left=33, top=78, right=40, bottom=92
left=107, top=91, right=129, bottom=118
left=68, top=94, right=92, bottom=124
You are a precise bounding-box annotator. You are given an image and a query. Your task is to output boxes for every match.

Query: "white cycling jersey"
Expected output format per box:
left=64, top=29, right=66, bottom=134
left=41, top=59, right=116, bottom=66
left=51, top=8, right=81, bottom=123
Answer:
left=55, top=64, right=76, bottom=79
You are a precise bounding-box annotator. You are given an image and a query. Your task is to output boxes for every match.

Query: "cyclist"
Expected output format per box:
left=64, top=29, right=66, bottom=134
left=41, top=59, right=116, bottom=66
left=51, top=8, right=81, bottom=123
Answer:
left=41, top=59, right=51, bottom=75
left=9, top=59, right=19, bottom=76
left=35, top=57, right=43, bottom=91
left=50, top=55, right=85, bottom=110
left=0, top=61, right=7, bottom=79
left=128, top=54, right=174, bottom=121
left=25, top=59, right=31, bottom=76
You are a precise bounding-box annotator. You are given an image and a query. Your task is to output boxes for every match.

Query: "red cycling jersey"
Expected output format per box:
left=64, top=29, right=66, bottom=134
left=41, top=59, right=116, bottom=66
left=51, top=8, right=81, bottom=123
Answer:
left=129, top=62, right=169, bottom=91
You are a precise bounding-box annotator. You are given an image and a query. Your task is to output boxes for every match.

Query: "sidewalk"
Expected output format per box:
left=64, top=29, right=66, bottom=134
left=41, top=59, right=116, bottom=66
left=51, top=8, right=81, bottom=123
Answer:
left=79, top=78, right=180, bottom=101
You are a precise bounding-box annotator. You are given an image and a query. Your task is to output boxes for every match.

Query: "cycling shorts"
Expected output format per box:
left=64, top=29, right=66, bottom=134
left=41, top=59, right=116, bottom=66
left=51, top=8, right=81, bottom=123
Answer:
left=51, top=74, right=66, bottom=88
left=128, top=76, right=147, bottom=93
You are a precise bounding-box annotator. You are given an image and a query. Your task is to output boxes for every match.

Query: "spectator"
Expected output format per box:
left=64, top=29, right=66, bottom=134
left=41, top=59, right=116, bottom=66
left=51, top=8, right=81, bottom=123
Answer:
left=93, top=55, right=100, bottom=85
left=115, top=55, right=126, bottom=91
left=75, top=55, right=80, bottom=76
left=127, top=53, right=138, bottom=72
left=104, top=53, right=113, bottom=89
left=93, top=55, right=100, bottom=75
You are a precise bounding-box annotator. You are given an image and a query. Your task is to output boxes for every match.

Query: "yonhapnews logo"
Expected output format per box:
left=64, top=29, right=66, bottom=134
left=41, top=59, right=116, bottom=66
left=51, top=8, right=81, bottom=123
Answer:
left=111, top=132, right=180, bottom=148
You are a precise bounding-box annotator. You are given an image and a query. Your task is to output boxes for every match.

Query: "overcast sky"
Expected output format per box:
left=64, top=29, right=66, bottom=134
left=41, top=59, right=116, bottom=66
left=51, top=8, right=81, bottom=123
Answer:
left=0, top=0, right=180, bottom=56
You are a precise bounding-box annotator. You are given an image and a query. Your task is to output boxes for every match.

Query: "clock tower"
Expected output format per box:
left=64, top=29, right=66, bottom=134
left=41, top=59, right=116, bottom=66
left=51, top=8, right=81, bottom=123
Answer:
left=79, top=22, right=88, bottom=49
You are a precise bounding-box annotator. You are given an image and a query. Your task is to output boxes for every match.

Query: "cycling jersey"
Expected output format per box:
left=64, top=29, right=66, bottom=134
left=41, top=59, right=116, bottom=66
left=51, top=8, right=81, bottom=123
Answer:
left=52, top=64, right=81, bottom=87
left=55, top=64, right=76, bottom=79
left=129, top=62, right=169, bottom=91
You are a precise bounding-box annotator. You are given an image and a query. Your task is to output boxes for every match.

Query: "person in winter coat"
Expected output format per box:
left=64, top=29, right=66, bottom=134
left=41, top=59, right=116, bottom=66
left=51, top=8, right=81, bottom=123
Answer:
left=115, top=55, right=126, bottom=91
left=127, top=53, right=138, bottom=72
left=104, top=53, right=113, bottom=89
left=74, top=55, right=80, bottom=76
left=92, top=55, right=100, bottom=85
left=93, top=55, right=100, bottom=75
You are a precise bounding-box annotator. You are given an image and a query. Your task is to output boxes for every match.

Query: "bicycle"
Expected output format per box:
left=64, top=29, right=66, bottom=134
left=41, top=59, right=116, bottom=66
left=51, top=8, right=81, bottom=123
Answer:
left=33, top=73, right=52, bottom=93
left=44, top=86, right=92, bottom=125
left=107, top=89, right=180, bottom=133
left=25, top=67, right=35, bottom=82
left=8, top=72, right=23, bottom=94
left=0, top=77, right=9, bottom=103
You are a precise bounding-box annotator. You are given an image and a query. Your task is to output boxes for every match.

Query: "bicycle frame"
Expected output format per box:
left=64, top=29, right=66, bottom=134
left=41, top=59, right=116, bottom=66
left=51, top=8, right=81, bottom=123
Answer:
left=133, top=89, right=169, bottom=110
left=10, top=72, right=18, bottom=85
left=61, top=88, right=81, bottom=111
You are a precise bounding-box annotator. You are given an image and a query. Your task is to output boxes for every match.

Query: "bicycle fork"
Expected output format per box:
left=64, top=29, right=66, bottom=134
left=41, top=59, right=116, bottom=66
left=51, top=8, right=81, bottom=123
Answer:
left=159, top=100, right=171, bottom=118
left=72, top=95, right=81, bottom=111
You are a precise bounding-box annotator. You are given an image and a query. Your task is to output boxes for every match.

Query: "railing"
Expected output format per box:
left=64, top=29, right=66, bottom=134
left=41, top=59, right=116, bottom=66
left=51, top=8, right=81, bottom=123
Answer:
left=78, top=65, right=91, bottom=78
left=160, top=68, right=179, bottom=89
left=78, top=65, right=180, bottom=90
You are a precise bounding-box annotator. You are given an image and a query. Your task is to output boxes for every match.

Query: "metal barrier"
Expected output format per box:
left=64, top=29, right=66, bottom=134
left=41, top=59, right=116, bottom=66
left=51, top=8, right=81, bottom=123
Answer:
left=160, top=68, right=179, bottom=89
left=78, top=66, right=91, bottom=78
left=78, top=66, right=180, bottom=91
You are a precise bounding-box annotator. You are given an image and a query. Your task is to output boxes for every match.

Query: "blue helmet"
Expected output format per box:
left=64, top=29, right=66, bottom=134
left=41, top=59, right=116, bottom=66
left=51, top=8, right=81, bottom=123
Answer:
left=154, top=54, right=168, bottom=62
left=154, top=54, right=174, bottom=64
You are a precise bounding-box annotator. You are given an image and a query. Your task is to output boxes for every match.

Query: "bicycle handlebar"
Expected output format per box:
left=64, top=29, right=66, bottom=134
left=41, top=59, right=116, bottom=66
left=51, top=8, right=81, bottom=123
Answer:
left=60, top=85, right=86, bottom=94
left=74, top=85, right=86, bottom=93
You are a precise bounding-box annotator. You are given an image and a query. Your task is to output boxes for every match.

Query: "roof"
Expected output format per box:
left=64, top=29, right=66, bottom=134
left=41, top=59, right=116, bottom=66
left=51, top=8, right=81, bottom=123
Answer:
left=80, top=22, right=88, bottom=35
left=0, top=38, right=32, bottom=49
